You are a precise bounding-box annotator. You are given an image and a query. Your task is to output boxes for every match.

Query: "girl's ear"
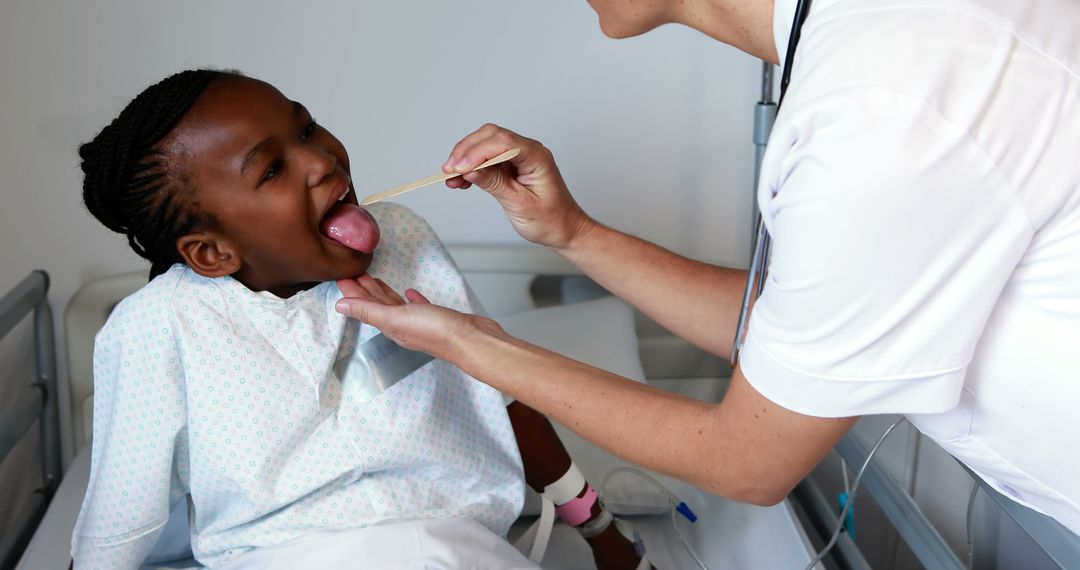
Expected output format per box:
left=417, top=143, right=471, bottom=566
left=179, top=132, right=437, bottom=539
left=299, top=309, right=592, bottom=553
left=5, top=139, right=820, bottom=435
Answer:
left=176, top=231, right=242, bottom=278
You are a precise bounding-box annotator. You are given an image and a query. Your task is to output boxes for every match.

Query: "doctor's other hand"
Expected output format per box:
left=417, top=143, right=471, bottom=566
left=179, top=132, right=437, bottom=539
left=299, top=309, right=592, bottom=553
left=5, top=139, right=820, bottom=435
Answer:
left=335, top=275, right=504, bottom=360
left=443, top=123, right=596, bottom=251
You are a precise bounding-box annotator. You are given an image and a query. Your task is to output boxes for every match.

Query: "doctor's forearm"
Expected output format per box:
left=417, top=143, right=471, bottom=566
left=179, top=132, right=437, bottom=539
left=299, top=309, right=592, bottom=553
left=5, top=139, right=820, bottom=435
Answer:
left=557, top=220, right=747, bottom=357
left=456, top=329, right=812, bottom=505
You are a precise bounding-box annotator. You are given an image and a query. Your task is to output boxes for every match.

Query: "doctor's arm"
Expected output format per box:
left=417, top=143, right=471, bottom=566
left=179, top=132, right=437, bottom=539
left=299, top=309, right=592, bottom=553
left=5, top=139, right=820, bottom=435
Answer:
left=441, top=124, right=748, bottom=357
left=485, top=334, right=856, bottom=504
left=336, top=278, right=857, bottom=504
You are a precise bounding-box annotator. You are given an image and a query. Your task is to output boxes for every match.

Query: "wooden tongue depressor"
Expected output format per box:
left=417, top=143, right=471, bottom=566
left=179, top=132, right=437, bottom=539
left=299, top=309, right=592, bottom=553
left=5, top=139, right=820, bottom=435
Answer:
left=360, top=148, right=520, bottom=206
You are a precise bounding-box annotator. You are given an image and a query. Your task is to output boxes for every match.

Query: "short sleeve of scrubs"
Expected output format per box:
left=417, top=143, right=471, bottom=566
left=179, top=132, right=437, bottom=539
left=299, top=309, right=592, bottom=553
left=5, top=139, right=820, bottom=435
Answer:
left=740, top=87, right=1035, bottom=418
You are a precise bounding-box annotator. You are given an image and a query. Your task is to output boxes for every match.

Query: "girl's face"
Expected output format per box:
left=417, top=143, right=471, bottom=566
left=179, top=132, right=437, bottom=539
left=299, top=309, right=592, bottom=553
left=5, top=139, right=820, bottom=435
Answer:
left=166, top=76, right=378, bottom=297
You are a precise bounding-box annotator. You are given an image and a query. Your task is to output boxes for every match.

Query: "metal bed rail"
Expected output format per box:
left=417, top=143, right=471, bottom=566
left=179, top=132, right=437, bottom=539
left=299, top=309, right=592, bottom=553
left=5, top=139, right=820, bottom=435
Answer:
left=829, top=430, right=1080, bottom=570
left=833, top=431, right=966, bottom=570
left=0, top=271, right=61, bottom=569
left=958, top=463, right=1080, bottom=569
left=792, top=477, right=872, bottom=570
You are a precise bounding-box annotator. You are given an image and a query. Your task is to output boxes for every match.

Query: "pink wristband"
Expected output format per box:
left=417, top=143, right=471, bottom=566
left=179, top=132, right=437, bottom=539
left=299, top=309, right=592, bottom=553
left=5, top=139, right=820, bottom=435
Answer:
left=555, top=485, right=598, bottom=527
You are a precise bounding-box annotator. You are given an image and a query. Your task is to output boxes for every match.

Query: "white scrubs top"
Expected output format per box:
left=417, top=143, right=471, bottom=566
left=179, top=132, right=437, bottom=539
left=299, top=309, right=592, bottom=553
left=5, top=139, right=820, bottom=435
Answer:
left=71, top=203, right=525, bottom=568
left=742, top=0, right=1080, bottom=535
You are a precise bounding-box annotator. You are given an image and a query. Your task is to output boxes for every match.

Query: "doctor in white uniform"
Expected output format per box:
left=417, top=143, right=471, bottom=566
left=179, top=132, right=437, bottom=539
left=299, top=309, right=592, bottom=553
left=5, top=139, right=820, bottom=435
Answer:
left=337, top=0, right=1080, bottom=536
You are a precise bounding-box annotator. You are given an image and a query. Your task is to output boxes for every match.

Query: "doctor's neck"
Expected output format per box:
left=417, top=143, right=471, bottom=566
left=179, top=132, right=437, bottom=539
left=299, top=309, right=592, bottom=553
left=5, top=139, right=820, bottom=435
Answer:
left=595, top=0, right=779, bottom=64
left=686, top=0, right=779, bottom=64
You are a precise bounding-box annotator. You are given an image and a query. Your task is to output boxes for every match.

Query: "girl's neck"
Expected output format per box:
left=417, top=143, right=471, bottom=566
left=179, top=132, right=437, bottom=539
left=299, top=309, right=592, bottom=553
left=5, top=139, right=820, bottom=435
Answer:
left=233, top=271, right=318, bottom=299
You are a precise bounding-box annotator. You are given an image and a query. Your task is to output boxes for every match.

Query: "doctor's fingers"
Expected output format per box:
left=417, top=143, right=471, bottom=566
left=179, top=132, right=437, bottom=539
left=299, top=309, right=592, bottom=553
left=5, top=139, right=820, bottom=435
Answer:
left=334, top=297, right=467, bottom=357
left=461, top=164, right=522, bottom=202
left=336, top=276, right=406, bottom=306
left=444, top=123, right=521, bottom=172
left=403, top=288, right=431, bottom=304
left=369, top=277, right=407, bottom=304
left=334, top=298, right=405, bottom=337
left=443, top=124, right=553, bottom=179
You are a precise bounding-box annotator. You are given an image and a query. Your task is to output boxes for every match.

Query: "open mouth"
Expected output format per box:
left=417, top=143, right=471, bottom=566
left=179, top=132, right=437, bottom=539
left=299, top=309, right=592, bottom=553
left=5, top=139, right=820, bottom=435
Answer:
left=319, top=182, right=381, bottom=254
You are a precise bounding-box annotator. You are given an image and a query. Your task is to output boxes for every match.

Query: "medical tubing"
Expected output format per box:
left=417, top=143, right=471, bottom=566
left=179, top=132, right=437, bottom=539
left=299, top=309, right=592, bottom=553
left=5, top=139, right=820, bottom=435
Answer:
left=599, top=467, right=710, bottom=570
left=841, top=458, right=850, bottom=495
left=804, top=417, right=906, bottom=570
left=671, top=506, right=710, bottom=570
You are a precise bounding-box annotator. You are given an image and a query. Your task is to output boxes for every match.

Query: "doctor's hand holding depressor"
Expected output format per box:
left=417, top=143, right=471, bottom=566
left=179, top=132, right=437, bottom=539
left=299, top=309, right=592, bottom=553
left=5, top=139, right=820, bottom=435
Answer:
left=337, top=124, right=595, bottom=360
left=443, top=124, right=596, bottom=251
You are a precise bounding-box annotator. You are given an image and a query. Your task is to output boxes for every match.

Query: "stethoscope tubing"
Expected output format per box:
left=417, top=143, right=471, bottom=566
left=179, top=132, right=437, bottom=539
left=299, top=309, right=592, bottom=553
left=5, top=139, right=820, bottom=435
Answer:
left=730, top=0, right=812, bottom=365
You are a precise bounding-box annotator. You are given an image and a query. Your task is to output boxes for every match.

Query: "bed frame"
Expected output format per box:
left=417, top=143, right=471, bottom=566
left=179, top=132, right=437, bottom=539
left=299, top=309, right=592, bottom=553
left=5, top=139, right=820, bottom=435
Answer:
left=0, top=271, right=62, bottom=569
left=795, top=432, right=1080, bottom=569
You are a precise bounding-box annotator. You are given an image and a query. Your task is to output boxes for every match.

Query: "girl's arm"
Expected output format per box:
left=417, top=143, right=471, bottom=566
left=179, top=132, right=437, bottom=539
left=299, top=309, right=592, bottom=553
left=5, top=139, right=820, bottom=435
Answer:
left=507, top=401, right=643, bottom=570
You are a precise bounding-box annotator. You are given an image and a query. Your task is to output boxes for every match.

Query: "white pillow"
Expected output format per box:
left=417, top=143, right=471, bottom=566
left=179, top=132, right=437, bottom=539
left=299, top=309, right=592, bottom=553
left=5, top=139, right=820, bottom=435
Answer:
left=497, top=296, right=672, bottom=516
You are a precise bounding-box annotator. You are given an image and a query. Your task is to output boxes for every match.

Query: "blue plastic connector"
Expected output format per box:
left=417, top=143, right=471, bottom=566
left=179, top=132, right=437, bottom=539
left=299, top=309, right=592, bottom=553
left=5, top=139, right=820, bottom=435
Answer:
left=838, top=492, right=856, bottom=539
left=676, top=501, right=698, bottom=523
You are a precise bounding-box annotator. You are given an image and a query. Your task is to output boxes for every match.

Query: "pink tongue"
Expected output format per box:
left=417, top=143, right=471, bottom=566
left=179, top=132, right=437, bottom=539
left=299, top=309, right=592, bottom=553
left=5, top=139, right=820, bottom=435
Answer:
left=320, top=203, right=381, bottom=253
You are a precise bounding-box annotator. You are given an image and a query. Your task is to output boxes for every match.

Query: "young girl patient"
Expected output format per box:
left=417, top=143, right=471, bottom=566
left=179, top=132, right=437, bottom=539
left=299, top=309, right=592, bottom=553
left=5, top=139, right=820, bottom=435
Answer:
left=71, top=70, right=644, bottom=569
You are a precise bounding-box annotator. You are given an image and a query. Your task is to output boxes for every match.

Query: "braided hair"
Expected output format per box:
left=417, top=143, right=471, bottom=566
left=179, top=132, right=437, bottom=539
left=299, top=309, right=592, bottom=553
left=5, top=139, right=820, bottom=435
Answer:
left=80, top=69, right=240, bottom=279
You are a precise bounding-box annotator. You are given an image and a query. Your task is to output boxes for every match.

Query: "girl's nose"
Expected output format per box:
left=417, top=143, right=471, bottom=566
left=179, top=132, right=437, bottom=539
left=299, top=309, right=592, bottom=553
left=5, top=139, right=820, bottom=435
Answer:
left=304, top=146, right=338, bottom=188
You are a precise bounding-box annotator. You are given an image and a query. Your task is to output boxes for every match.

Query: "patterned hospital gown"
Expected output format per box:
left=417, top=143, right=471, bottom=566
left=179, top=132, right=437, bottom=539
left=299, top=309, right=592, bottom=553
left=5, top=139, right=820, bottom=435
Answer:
left=71, top=203, right=526, bottom=568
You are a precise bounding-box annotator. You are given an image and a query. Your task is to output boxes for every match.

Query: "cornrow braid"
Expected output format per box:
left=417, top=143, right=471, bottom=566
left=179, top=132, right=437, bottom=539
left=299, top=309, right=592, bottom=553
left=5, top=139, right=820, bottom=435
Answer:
left=79, top=69, right=241, bottom=279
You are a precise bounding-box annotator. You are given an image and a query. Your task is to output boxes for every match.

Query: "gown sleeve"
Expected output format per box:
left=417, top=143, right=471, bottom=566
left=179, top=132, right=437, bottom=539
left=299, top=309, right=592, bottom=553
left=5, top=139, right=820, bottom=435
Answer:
left=71, top=276, right=189, bottom=569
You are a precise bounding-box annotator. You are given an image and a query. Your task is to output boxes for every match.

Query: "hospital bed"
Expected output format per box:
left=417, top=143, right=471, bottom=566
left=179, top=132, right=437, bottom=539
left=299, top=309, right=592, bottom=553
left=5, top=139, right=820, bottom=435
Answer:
left=8, top=244, right=821, bottom=569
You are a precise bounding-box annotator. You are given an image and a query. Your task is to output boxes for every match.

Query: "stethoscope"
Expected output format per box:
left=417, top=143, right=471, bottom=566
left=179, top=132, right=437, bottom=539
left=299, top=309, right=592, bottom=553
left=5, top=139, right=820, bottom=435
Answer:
left=731, top=0, right=813, bottom=365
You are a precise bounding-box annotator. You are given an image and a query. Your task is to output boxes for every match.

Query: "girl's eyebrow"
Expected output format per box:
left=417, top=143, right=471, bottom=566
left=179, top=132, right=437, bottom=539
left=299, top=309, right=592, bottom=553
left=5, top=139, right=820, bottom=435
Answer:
left=240, top=138, right=271, bottom=176
left=240, top=101, right=307, bottom=176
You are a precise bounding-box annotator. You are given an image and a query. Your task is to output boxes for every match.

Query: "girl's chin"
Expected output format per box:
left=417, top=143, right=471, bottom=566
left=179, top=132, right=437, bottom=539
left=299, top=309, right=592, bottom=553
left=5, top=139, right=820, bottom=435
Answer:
left=327, top=252, right=374, bottom=280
